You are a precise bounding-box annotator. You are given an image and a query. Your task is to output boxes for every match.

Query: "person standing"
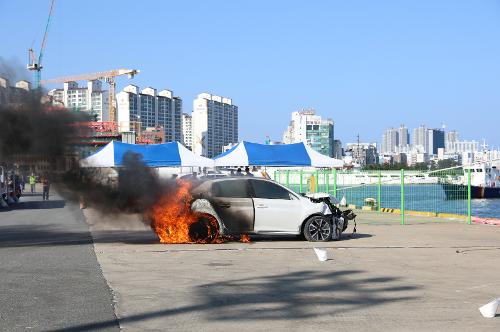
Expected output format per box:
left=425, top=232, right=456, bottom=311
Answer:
left=42, top=176, right=50, bottom=201
left=20, top=174, right=25, bottom=191
left=29, top=173, right=36, bottom=194
left=244, top=166, right=254, bottom=177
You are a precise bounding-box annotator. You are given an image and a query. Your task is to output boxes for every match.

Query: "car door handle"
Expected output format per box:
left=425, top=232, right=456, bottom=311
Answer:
left=218, top=203, right=231, bottom=208
left=256, top=204, right=268, bottom=208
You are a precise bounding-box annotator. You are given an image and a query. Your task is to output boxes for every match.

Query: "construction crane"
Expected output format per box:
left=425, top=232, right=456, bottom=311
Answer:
left=27, top=0, right=56, bottom=89
left=42, top=69, right=140, bottom=122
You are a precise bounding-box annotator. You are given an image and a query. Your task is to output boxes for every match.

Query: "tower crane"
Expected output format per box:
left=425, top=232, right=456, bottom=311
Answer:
left=42, top=69, right=140, bottom=123
left=27, top=0, right=56, bottom=89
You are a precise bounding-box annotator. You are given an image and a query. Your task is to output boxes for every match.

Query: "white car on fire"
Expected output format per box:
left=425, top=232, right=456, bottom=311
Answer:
left=190, top=177, right=334, bottom=242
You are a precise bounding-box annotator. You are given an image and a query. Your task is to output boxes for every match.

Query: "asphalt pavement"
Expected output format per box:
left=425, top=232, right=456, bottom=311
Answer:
left=0, top=187, right=119, bottom=332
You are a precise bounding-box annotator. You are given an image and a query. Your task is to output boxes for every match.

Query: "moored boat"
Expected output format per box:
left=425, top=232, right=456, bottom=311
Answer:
left=440, top=164, right=500, bottom=199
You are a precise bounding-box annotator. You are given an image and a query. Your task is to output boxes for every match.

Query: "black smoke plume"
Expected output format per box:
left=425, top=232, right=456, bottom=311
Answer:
left=0, top=94, right=86, bottom=163
left=0, top=88, right=175, bottom=217
left=59, top=152, right=177, bottom=214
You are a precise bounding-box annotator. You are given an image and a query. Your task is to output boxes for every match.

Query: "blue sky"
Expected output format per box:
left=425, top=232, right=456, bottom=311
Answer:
left=1, top=0, right=500, bottom=147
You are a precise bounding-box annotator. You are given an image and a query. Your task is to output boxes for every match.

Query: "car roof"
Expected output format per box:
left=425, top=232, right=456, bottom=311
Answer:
left=196, top=176, right=273, bottom=184
left=190, top=176, right=276, bottom=192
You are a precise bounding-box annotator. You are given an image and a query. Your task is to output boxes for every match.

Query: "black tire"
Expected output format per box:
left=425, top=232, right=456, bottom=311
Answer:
left=303, top=215, right=332, bottom=242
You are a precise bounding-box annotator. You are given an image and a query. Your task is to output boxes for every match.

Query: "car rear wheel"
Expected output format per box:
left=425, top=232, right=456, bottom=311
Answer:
left=303, top=216, right=332, bottom=242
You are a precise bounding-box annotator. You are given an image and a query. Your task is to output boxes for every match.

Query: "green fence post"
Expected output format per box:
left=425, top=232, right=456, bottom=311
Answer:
left=333, top=168, right=337, bottom=197
left=400, top=169, right=405, bottom=225
left=377, top=171, right=381, bottom=212
left=467, top=168, right=472, bottom=224
left=286, top=170, right=290, bottom=188
left=325, top=170, right=329, bottom=193
left=299, top=170, right=303, bottom=193
left=315, top=170, right=319, bottom=192
left=274, top=170, right=278, bottom=182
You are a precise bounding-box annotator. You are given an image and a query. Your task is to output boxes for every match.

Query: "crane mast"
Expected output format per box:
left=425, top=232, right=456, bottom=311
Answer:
left=27, top=0, right=56, bottom=89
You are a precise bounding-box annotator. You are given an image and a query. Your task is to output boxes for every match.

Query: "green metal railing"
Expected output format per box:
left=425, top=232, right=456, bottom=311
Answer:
left=274, top=167, right=472, bottom=224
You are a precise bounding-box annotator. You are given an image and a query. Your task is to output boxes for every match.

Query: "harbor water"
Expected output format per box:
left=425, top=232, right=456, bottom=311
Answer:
left=286, top=184, right=500, bottom=218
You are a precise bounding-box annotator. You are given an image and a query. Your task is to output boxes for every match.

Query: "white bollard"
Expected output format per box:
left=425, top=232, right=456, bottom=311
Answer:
left=313, top=248, right=328, bottom=262
left=479, top=298, right=500, bottom=318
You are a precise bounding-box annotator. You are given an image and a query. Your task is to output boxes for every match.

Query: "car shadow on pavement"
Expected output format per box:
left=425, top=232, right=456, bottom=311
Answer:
left=0, top=199, right=65, bottom=211
left=0, top=225, right=375, bottom=248
left=51, top=269, right=419, bottom=332
left=0, top=225, right=158, bottom=248
left=251, top=233, right=373, bottom=242
left=0, top=224, right=94, bottom=248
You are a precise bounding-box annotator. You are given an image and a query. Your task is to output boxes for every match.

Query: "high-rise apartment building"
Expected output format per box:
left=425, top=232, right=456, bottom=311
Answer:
left=427, top=128, right=445, bottom=155
left=182, top=113, right=193, bottom=150
left=48, top=80, right=109, bottom=121
left=116, top=84, right=139, bottom=132
left=381, top=128, right=399, bottom=154
left=116, top=85, right=182, bottom=143
left=445, top=130, right=460, bottom=151
left=446, top=130, right=459, bottom=144
left=192, top=93, right=238, bottom=158
left=139, top=87, right=157, bottom=129
left=412, top=125, right=428, bottom=153
left=282, top=109, right=335, bottom=157
left=398, top=125, right=409, bottom=148
left=157, top=90, right=182, bottom=142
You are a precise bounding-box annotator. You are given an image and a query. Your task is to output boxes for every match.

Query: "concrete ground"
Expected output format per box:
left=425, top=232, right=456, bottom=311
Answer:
left=84, top=208, right=500, bottom=332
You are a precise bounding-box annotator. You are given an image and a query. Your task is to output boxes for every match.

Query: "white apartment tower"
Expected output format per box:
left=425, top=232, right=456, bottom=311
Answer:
left=398, top=125, right=409, bottom=148
left=192, top=93, right=238, bottom=158
left=381, top=128, right=399, bottom=154
left=182, top=113, right=193, bottom=150
left=412, top=125, right=429, bottom=153
left=116, top=85, right=182, bottom=142
left=47, top=80, right=109, bottom=121
left=445, top=130, right=460, bottom=151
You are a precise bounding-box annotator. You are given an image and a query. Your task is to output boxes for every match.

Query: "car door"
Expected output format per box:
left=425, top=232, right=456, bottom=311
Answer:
left=210, top=179, right=255, bottom=234
left=250, top=179, right=304, bottom=233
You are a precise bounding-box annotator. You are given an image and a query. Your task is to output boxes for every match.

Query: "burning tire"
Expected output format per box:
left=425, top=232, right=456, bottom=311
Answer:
left=189, top=212, right=220, bottom=243
left=303, top=215, right=332, bottom=242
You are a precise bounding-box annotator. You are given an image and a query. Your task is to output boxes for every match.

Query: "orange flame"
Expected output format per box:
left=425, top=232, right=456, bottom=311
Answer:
left=240, top=234, right=251, bottom=243
left=148, top=180, right=222, bottom=244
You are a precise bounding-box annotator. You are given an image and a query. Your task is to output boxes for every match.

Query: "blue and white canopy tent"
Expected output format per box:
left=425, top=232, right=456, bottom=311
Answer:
left=213, top=141, right=344, bottom=167
left=80, top=141, right=215, bottom=168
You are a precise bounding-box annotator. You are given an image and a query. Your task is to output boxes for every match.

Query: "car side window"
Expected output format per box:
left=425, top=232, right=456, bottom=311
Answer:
left=250, top=180, right=292, bottom=200
left=212, top=180, right=250, bottom=198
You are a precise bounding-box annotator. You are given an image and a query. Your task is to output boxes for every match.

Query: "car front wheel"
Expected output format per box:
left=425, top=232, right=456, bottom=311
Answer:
left=303, top=216, right=332, bottom=242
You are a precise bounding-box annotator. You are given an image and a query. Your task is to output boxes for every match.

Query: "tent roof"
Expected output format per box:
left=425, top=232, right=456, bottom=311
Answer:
left=213, top=141, right=343, bottom=167
left=80, top=141, right=214, bottom=167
